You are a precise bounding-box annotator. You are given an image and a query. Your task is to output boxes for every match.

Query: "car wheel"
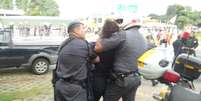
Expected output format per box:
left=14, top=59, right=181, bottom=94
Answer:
left=32, top=58, right=49, bottom=75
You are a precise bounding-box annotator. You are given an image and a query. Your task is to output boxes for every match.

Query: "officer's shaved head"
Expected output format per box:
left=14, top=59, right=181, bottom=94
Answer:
left=68, top=21, right=84, bottom=33
left=68, top=21, right=85, bottom=39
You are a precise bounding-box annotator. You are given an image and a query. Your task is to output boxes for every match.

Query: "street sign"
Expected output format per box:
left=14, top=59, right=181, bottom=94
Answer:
left=117, top=4, right=138, bottom=13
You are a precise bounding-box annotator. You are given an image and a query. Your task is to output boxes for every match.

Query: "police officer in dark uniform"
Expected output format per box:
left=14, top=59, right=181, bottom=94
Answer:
left=53, top=21, right=98, bottom=101
left=95, top=19, right=147, bottom=101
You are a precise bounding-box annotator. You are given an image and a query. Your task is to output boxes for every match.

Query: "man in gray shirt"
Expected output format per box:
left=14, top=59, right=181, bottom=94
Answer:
left=54, top=21, right=97, bottom=101
left=95, top=21, right=147, bottom=101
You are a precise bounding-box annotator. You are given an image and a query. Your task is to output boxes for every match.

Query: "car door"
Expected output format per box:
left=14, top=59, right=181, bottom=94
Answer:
left=0, top=46, right=13, bottom=67
left=10, top=46, right=40, bottom=66
left=0, top=29, right=12, bottom=67
left=0, top=27, right=26, bottom=68
left=0, top=46, right=35, bottom=68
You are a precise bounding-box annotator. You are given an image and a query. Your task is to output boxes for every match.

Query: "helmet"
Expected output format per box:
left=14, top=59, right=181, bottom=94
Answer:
left=123, top=18, right=141, bottom=30
left=182, top=31, right=190, bottom=41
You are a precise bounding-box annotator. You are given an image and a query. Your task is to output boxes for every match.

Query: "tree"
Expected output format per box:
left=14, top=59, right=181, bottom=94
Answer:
left=16, top=0, right=59, bottom=16
left=176, top=16, right=190, bottom=29
left=150, top=4, right=201, bottom=29
left=190, top=11, right=201, bottom=26
left=148, top=13, right=161, bottom=19
left=166, top=5, right=177, bottom=17
left=0, top=0, right=13, bottom=9
left=0, top=0, right=60, bottom=16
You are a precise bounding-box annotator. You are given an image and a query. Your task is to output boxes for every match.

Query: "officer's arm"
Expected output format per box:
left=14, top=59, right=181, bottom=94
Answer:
left=88, top=43, right=100, bottom=63
left=89, top=48, right=100, bottom=63
left=92, top=56, right=100, bottom=63
left=95, top=40, right=104, bottom=53
left=95, top=32, right=124, bottom=53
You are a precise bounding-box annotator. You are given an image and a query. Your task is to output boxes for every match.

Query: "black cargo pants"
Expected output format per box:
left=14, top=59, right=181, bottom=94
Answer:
left=55, top=79, right=87, bottom=101
left=104, top=76, right=141, bottom=101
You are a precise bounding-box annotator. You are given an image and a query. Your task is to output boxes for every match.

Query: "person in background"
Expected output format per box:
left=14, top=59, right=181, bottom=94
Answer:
left=173, top=34, right=183, bottom=57
left=180, top=31, right=197, bottom=56
left=146, top=35, right=156, bottom=49
left=172, top=31, right=196, bottom=65
left=184, top=32, right=199, bottom=56
left=173, top=31, right=194, bottom=56
left=157, top=30, right=168, bottom=47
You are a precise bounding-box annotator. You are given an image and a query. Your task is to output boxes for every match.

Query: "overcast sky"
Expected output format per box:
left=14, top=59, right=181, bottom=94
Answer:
left=57, top=0, right=201, bottom=18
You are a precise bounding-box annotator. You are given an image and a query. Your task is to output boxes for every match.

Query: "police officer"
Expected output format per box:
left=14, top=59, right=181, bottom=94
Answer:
left=54, top=21, right=97, bottom=101
left=95, top=19, right=147, bottom=101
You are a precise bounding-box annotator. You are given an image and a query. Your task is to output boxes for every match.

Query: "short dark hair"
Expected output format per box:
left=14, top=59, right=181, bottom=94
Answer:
left=101, top=19, right=120, bottom=38
left=67, top=21, right=83, bottom=33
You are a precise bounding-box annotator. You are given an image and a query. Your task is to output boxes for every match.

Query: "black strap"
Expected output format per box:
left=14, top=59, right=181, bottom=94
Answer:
left=52, top=37, right=75, bottom=85
left=84, top=40, right=90, bottom=61
left=83, top=40, right=95, bottom=101
left=55, top=37, right=75, bottom=69
left=57, top=37, right=75, bottom=54
left=110, top=70, right=140, bottom=81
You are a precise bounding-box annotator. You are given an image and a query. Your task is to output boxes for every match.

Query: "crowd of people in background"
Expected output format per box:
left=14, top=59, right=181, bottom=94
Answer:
left=12, top=24, right=68, bottom=38
left=143, top=26, right=199, bottom=53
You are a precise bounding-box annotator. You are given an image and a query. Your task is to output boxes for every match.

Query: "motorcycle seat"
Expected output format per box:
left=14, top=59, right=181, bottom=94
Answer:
left=169, top=85, right=201, bottom=101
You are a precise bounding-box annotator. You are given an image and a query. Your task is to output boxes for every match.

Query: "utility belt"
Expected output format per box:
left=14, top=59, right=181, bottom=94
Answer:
left=110, top=70, right=140, bottom=81
left=61, top=78, right=86, bottom=89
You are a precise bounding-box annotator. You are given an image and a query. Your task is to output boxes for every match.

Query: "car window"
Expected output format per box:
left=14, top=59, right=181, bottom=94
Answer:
left=0, top=30, right=10, bottom=46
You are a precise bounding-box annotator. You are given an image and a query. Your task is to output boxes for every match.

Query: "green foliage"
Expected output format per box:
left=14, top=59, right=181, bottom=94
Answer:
left=150, top=4, right=201, bottom=29
left=0, top=0, right=59, bottom=16
left=0, top=0, right=13, bottom=9
left=0, top=94, right=14, bottom=101
left=148, top=13, right=161, bottom=19
left=17, top=0, right=59, bottom=16
left=196, top=32, right=201, bottom=41
left=176, top=16, right=192, bottom=29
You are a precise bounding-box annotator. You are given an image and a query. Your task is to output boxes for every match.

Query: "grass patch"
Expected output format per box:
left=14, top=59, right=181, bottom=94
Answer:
left=195, top=32, right=201, bottom=41
left=0, top=86, right=52, bottom=101
left=0, top=95, right=15, bottom=101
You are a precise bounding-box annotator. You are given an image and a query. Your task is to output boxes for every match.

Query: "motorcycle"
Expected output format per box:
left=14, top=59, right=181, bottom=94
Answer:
left=138, top=47, right=201, bottom=101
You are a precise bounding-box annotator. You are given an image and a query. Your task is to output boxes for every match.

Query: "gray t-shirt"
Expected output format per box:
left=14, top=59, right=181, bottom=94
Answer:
left=56, top=37, right=89, bottom=80
left=101, top=28, right=147, bottom=73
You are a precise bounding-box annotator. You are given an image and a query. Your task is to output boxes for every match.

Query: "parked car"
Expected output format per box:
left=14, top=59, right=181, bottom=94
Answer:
left=0, top=26, right=59, bottom=75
